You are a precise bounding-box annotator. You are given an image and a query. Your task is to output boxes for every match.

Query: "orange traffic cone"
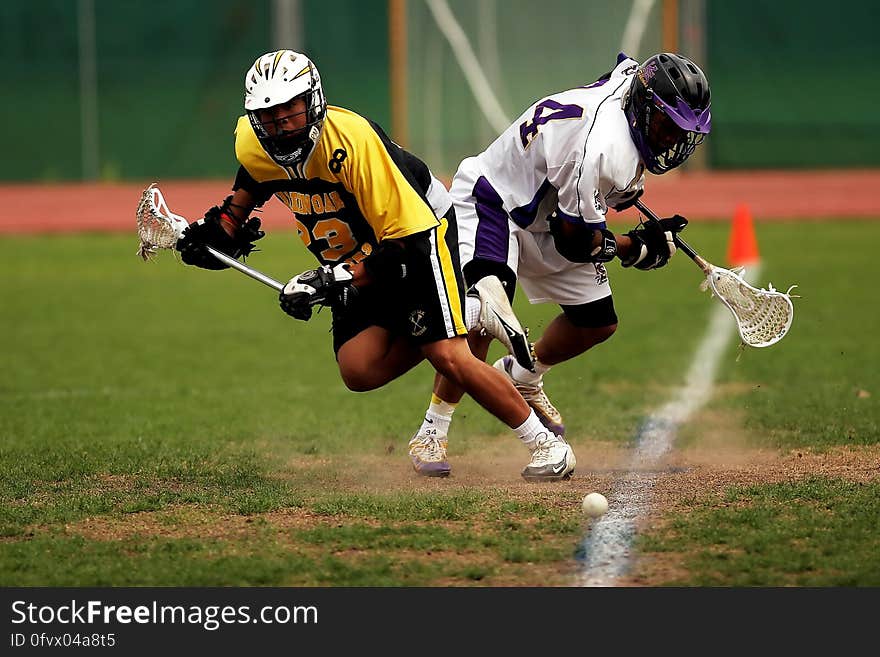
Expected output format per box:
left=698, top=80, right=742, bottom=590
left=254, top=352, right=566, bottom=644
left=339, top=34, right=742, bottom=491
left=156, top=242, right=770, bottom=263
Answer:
left=726, top=203, right=760, bottom=266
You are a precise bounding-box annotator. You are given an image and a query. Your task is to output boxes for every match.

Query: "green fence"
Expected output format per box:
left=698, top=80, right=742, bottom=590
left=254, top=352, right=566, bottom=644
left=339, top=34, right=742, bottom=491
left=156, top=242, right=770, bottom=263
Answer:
left=706, top=0, right=880, bottom=169
left=404, top=0, right=663, bottom=177
left=1, top=1, right=271, bottom=181
left=0, top=0, right=387, bottom=182
left=1, top=0, right=877, bottom=182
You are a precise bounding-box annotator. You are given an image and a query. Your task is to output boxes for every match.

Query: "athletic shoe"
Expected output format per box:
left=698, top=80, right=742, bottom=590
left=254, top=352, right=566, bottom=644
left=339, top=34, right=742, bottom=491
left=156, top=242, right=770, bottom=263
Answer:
left=521, top=432, right=576, bottom=482
left=468, top=276, right=535, bottom=371
left=494, top=355, right=565, bottom=436
left=408, top=430, right=451, bottom=477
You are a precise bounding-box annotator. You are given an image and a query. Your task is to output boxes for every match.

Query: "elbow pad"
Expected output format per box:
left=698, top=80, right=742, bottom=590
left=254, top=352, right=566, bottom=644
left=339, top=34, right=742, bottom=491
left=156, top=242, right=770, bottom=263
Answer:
left=548, top=213, right=618, bottom=263
left=611, top=188, right=644, bottom=212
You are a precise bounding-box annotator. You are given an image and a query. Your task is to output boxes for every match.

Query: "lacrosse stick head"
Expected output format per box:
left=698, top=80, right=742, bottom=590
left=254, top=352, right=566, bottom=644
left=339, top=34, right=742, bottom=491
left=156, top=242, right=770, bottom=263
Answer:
left=136, top=183, right=190, bottom=261
left=701, top=264, right=796, bottom=348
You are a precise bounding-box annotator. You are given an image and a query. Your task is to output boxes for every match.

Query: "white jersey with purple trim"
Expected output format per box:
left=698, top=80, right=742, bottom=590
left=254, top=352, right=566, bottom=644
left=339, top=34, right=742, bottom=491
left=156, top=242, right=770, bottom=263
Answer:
left=454, top=54, right=644, bottom=233
left=452, top=54, right=645, bottom=306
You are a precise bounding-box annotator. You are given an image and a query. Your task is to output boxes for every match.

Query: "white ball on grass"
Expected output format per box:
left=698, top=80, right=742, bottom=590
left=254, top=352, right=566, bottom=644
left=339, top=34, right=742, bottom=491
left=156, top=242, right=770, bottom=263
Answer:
left=581, top=492, right=608, bottom=518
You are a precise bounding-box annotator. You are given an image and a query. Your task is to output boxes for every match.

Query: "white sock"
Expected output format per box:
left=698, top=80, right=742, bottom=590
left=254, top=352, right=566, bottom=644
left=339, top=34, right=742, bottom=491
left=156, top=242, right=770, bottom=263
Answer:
left=512, top=410, right=549, bottom=449
left=510, top=358, right=551, bottom=384
left=465, top=295, right=481, bottom=330
left=417, top=396, right=457, bottom=436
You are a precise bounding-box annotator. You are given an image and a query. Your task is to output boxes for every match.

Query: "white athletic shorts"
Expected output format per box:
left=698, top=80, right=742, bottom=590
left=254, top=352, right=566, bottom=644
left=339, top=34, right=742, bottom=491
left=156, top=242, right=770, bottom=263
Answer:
left=452, top=174, right=612, bottom=307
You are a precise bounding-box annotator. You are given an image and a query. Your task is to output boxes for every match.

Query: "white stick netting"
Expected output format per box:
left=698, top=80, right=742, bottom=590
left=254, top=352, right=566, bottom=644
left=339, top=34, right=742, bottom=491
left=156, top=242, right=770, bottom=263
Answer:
left=136, top=183, right=189, bottom=261
left=701, top=266, right=797, bottom=348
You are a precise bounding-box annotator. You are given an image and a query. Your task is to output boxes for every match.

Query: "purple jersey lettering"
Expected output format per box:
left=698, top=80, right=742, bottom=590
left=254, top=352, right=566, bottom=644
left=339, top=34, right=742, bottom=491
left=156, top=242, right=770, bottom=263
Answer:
left=519, top=100, right=584, bottom=148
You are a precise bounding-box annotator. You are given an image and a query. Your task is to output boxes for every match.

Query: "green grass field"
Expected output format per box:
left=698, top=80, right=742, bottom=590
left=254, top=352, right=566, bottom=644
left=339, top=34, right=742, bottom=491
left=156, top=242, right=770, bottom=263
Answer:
left=1, top=219, right=877, bottom=586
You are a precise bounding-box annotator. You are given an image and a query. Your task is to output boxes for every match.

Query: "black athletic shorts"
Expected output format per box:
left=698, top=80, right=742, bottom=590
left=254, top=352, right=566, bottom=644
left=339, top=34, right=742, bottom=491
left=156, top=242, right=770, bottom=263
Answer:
left=331, top=208, right=467, bottom=354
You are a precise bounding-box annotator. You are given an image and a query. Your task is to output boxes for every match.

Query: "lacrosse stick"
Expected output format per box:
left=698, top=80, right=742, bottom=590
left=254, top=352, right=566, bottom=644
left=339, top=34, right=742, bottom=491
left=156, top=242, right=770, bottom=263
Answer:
left=633, top=199, right=797, bottom=348
left=136, top=183, right=284, bottom=291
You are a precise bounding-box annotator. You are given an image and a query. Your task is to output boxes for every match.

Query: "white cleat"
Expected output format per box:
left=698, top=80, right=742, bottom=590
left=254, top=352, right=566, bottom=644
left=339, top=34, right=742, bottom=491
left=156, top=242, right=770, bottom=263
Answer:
left=408, top=430, right=451, bottom=477
left=521, top=432, right=576, bottom=482
left=468, top=275, right=535, bottom=371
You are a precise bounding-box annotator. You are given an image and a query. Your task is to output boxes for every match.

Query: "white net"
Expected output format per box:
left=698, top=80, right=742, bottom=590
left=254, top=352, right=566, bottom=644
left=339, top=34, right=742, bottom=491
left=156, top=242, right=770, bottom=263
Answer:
left=701, top=266, right=797, bottom=348
left=406, top=0, right=663, bottom=178
left=134, top=183, right=285, bottom=291
left=135, top=183, right=189, bottom=261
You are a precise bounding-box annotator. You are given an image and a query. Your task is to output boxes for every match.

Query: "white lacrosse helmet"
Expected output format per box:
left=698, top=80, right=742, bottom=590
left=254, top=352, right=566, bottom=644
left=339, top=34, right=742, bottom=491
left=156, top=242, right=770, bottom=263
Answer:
left=244, top=50, right=327, bottom=166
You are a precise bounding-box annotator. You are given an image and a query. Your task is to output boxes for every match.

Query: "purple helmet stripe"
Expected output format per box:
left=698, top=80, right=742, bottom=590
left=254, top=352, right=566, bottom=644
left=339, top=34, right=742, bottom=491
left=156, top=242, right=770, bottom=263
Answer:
left=653, top=94, right=712, bottom=134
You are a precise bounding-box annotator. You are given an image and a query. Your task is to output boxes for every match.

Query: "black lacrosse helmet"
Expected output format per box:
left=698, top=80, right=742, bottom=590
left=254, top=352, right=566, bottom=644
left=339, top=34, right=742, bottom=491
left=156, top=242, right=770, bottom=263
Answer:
left=624, top=53, right=711, bottom=174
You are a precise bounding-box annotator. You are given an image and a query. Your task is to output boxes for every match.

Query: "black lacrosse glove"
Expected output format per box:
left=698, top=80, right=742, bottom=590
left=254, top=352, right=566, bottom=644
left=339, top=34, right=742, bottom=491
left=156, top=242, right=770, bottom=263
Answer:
left=279, top=264, right=357, bottom=321
left=620, top=214, right=688, bottom=270
left=176, top=204, right=265, bottom=270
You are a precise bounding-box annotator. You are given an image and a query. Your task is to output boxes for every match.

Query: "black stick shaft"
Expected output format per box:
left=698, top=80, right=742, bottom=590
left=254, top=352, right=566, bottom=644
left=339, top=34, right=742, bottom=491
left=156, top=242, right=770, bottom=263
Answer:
left=633, top=199, right=710, bottom=272
left=633, top=199, right=699, bottom=259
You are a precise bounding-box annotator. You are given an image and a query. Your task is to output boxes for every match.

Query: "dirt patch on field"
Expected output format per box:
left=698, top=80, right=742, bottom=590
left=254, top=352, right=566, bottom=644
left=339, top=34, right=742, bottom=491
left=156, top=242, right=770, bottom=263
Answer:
left=70, top=507, right=325, bottom=543
left=29, top=435, right=880, bottom=586
left=278, top=440, right=628, bottom=494
left=613, top=444, right=880, bottom=586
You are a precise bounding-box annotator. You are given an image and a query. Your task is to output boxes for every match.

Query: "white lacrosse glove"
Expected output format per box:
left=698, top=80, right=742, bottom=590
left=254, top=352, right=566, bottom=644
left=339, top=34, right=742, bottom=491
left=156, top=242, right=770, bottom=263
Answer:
left=279, top=263, right=355, bottom=321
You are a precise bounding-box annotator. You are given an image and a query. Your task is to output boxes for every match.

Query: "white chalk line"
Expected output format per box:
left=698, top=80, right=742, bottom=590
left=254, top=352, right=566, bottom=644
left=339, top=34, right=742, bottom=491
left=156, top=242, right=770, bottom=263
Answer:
left=574, top=264, right=762, bottom=586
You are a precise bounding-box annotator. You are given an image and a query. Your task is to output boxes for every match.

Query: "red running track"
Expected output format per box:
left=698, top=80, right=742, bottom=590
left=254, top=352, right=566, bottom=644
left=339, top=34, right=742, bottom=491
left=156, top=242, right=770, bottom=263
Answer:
left=2, top=169, right=879, bottom=235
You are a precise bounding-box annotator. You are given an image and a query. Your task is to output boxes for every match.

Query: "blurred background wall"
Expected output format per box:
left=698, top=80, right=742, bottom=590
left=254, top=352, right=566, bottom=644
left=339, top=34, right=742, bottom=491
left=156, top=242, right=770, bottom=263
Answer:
left=0, top=0, right=389, bottom=182
left=1, top=0, right=876, bottom=182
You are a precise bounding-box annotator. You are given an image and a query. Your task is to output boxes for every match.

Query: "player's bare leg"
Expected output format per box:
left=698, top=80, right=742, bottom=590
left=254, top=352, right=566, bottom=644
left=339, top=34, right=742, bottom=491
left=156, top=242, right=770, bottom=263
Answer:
left=531, top=313, right=617, bottom=365
left=422, top=336, right=526, bottom=427
left=407, top=330, right=487, bottom=476
left=336, top=326, right=423, bottom=392
left=433, top=329, right=491, bottom=401
left=418, top=335, right=575, bottom=481
left=494, top=315, right=617, bottom=436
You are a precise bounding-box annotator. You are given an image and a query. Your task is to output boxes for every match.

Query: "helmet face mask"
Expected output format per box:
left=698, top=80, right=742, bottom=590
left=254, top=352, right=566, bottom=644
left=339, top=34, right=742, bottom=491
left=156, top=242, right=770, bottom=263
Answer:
left=244, top=50, right=327, bottom=167
left=625, top=53, right=711, bottom=174
left=646, top=108, right=705, bottom=172
left=251, top=96, right=314, bottom=164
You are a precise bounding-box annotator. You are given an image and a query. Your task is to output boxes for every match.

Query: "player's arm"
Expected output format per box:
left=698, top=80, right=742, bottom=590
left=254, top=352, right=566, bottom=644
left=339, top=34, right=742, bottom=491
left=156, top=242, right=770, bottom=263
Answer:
left=221, top=188, right=258, bottom=229
left=547, top=212, right=619, bottom=263
left=552, top=159, right=686, bottom=268
left=546, top=146, right=621, bottom=262
left=548, top=210, right=688, bottom=269
left=175, top=174, right=266, bottom=270
left=332, top=122, right=434, bottom=288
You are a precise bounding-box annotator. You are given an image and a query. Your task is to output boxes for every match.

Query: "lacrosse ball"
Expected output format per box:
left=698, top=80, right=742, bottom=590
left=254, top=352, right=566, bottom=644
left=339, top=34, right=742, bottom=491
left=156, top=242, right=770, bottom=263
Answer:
left=581, top=492, right=608, bottom=518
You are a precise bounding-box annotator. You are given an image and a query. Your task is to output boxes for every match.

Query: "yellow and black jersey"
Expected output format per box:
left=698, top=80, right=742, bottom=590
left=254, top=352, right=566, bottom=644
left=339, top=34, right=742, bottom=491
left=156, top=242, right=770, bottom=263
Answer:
left=233, top=105, right=451, bottom=268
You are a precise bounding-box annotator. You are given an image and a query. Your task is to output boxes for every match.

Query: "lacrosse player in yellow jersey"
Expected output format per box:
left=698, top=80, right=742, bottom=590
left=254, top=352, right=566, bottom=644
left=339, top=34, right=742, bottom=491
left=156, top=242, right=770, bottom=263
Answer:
left=174, top=49, right=575, bottom=480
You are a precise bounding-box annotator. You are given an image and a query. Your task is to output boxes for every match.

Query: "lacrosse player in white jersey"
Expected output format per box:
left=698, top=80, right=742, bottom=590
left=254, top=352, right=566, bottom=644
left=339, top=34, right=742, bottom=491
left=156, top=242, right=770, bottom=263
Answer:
left=406, top=52, right=712, bottom=479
